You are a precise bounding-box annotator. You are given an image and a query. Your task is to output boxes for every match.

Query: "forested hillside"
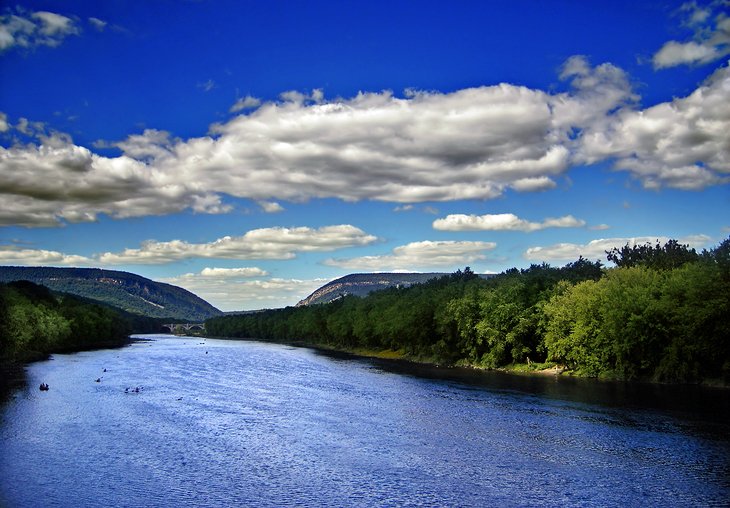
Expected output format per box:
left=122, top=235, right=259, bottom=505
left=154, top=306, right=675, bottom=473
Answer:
left=0, top=281, right=132, bottom=364
left=207, top=238, right=730, bottom=384
left=0, top=267, right=222, bottom=321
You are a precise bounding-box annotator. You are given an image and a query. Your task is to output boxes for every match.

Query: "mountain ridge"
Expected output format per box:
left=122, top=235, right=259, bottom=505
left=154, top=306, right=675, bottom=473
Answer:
left=296, top=272, right=452, bottom=306
left=0, top=266, right=222, bottom=321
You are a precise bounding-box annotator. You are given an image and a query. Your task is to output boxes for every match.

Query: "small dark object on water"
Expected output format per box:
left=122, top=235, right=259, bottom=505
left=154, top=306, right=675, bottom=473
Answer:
left=103, top=368, right=107, bottom=372
left=206, top=351, right=208, bottom=354
left=95, top=378, right=101, bottom=383
left=39, top=383, right=49, bottom=391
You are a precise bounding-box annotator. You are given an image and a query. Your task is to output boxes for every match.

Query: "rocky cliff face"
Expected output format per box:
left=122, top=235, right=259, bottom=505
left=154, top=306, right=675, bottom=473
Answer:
left=296, top=273, right=449, bottom=306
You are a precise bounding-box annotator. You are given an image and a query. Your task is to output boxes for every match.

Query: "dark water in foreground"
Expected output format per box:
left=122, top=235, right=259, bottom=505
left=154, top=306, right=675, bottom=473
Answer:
left=1, top=335, right=728, bottom=507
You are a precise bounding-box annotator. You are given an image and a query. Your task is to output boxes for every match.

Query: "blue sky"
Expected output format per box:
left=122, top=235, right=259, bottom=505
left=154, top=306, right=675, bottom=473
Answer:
left=1, top=0, right=729, bottom=311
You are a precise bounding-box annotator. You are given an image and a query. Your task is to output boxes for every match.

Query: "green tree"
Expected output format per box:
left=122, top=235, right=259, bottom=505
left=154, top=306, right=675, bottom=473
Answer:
left=542, top=279, right=609, bottom=376
left=606, top=239, right=699, bottom=270
left=599, top=266, right=667, bottom=379
left=655, top=261, right=730, bottom=382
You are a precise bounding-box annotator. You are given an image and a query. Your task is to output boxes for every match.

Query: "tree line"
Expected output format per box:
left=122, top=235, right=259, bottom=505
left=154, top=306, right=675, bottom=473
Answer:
left=206, top=237, right=730, bottom=384
left=0, top=280, right=133, bottom=364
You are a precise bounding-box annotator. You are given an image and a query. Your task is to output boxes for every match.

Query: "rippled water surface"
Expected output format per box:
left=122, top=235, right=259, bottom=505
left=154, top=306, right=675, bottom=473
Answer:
left=1, top=335, right=729, bottom=507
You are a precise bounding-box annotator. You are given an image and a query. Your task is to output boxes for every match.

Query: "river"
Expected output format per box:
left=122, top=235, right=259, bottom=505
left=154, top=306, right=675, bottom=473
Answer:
left=1, top=335, right=728, bottom=507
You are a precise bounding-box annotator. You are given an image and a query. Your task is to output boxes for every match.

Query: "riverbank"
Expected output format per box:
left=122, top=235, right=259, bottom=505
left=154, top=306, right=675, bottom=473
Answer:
left=339, top=345, right=728, bottom=387
left=330, top=346, right=570, bottom=379
left=206, top=334, right=728, bottom=388
left=255, top=339, right=572, bottom=379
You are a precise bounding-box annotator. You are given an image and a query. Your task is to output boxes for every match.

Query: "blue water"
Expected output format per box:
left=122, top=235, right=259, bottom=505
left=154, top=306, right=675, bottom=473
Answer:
left=1, top=335, right=728, bottom=507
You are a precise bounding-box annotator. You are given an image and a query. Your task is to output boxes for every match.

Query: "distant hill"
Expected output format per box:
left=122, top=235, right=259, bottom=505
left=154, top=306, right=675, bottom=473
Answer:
left=296, top=272, right=451, bottom=306
left=0, top=266, right=222, bottom=321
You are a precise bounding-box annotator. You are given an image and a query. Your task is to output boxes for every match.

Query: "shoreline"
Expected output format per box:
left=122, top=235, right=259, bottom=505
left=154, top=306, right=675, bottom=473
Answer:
left=204, top=335, right=729, bottom=389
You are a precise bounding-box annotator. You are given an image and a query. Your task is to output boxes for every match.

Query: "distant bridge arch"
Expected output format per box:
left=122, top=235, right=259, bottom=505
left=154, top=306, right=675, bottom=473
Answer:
left=162, top=323, right=206, bottom=334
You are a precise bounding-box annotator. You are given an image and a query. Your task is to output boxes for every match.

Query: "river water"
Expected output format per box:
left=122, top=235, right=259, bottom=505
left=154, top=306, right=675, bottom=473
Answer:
left=1, top=335, right=728, bottom=507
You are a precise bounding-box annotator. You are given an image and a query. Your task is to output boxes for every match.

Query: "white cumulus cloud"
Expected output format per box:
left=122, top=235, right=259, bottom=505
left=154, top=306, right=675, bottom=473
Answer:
left=433, top=213, right=585, bottom=232
left=0, top=8, right=79, bottom=51
left=230, top=96, right=262, bottom=113
left=0, top=246, right=92, bottom=266
left=0, top=131, right=232, bottom=226
left=199, top=267, right=269, bottom=278
left=577, top=62, right=730, bottom=190
left=258, top=201, right=285, bottom=213
left=653, top=3, right=730, bottom=69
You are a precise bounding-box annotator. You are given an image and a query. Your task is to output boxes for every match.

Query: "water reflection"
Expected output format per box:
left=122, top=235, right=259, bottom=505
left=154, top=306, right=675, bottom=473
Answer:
left=315, top=348, right=730, bottom=424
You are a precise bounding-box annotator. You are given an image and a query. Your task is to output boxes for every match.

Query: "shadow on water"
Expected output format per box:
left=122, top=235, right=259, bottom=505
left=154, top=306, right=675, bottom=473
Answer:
left=312, top=347, right=730, bottom=426
left=0, top=363, right=27, bottom=403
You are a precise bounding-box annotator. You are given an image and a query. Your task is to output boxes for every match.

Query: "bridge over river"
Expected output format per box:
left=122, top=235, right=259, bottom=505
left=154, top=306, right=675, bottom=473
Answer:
left=162, top=323, right=206, bottom=333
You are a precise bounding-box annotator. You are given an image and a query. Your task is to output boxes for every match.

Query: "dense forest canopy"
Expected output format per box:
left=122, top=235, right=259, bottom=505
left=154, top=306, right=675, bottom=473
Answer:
left=207, top=238, right=730, bottom=384
left=0, top=281, right=135, bottom=364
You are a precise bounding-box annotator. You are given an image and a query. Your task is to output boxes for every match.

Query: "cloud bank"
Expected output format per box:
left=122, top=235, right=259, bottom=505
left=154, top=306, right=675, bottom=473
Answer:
left=97, top=225, right=378, bottom=264
left=324, top=240, right=497, bottom=271
left=0, top=225, right=376, bottom=267
left=1, top=58, right=729, bottom=227
left=159, top=269, right=327, bottom=311
left=523, top=234, right=712, bottom=262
